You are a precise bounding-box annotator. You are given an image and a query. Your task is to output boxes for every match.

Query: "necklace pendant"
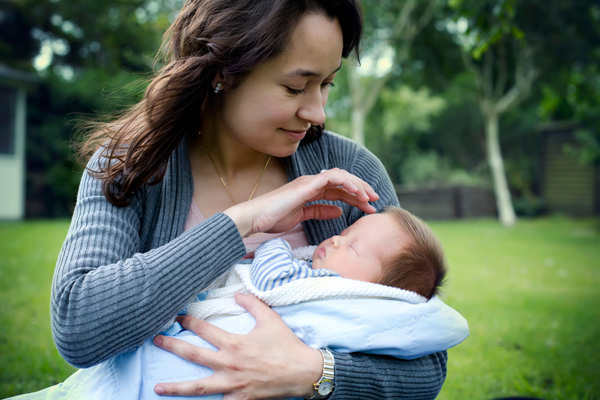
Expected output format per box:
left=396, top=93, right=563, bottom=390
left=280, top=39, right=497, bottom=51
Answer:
left=198, top=131, right=271, bottom=206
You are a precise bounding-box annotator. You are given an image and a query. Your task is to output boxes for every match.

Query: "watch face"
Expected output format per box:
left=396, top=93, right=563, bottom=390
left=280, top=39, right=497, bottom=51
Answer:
left=317, top=380, right=334, bottom=395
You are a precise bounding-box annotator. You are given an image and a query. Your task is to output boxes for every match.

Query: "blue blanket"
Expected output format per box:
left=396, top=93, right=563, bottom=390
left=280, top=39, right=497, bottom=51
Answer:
left=12, top=294, right=468, bottom=400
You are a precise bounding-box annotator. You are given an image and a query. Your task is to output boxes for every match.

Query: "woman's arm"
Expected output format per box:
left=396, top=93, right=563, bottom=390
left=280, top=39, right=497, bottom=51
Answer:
left=51, top=153, right=247, bottom=368
left=332, top=351, right=447, bottom=399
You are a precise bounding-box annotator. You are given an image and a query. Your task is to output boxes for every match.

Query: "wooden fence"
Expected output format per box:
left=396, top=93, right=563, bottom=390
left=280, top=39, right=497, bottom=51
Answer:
left=394, top=185, right=497, bottom=220
left=540, top=124, right=600, bottom=217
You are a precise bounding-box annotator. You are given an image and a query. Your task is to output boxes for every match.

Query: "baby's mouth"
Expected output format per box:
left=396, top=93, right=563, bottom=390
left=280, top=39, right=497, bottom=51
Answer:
left=318, top=246, right=327, bottom=258
left=314, top=245, right=327, bottom=260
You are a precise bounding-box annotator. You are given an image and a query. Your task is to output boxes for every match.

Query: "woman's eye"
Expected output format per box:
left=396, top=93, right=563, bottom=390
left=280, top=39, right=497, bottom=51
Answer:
left=286, top=87, right=305, bottom=95
left=321, top=82, right=336, bottom=90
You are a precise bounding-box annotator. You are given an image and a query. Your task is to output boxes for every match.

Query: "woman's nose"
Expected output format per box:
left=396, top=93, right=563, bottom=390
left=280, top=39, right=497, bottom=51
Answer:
left=298, top=90, right=326, bottom=126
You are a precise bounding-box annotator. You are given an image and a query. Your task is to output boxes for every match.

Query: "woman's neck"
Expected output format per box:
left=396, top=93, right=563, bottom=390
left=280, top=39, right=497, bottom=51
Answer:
left=190, top=126, right=270, bottom=181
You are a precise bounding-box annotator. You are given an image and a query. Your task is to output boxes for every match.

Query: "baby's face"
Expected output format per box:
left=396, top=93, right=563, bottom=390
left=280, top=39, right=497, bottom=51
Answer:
left=311, top=213, right=407, bottom=283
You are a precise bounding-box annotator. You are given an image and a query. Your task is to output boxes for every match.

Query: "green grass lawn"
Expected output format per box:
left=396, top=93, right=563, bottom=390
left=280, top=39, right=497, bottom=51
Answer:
left=0, top=220, right=77, bottom=397
left=0, top=217, right=599, bottom=399
left=432, top=216, right=600, bottom=400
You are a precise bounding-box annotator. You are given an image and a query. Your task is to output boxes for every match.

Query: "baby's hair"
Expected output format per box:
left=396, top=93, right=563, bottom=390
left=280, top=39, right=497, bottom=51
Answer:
left=378, top=207, right=447, bottom=300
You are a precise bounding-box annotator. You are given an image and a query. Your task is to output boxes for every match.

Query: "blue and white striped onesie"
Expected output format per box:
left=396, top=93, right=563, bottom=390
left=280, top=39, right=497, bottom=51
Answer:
left=251, top=239, right=340, bottom=291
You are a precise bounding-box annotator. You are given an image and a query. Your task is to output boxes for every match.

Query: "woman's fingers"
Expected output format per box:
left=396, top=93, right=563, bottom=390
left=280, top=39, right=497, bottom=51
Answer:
left=308, top=187, right=376, bottom=214
left=154, top=294, right=321, bottom=398
left=317, top=168, right=379, bottom=203
left=234, top=292, right=278, bottom=326
left=301, top=204, right=344, bottom=221
left=226, top=168, right=380, bottom=236
left=177, top=315, right=232, bottom=349
left=155, top=375, right=233, bottom=397
left=153, top=316, right=230, bottom=367
left=153, top=333, right=220, bottom=367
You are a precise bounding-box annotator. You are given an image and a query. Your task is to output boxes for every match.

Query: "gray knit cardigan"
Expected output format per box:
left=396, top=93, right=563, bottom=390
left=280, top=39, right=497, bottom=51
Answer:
left=52, top=131, right=447, bottom=399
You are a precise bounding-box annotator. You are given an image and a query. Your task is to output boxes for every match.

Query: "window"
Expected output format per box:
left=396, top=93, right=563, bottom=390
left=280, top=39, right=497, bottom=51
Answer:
left=0, top=85, right=17, bottom=155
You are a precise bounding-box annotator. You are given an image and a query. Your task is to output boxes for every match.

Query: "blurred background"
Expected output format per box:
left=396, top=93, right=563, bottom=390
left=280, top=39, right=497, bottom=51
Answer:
left=0, top=0, right=599, bottom=399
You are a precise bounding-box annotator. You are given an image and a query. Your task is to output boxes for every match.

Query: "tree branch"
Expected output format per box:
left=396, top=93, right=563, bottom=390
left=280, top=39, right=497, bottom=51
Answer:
left=349, top=67, right=364, bottom=108
left=482, top=49, right=494, bottom=99
left=460, top=49, right=483, bottom=97
left=416, top=0, right=437, bottom=33
left=364, top=72, right=393, bottom=112
left=495, top=44, right=538, bottom=114
left=494, top=39, right=508, bottom=101
left=390, top=0, right=417, bottom=42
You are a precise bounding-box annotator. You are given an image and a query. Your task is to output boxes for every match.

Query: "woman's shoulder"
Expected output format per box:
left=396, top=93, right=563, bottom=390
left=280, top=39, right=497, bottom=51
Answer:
left=79, top=137, right=190, bottom=215
left=290, top=131, right=388, bottom=185
left=319, top=130, right=385, bottom=173
left=320, top=130, right=361, bottom=152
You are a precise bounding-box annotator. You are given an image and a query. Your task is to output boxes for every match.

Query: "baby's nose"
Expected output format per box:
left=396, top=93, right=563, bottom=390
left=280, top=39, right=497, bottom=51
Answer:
left=332, top=236, right=342, bottom=248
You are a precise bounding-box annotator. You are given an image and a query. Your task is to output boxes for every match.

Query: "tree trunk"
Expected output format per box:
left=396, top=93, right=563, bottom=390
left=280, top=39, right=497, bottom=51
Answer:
left=351, top=107, right=366, bottom=145
left=484, top=110, right=516, bottom=227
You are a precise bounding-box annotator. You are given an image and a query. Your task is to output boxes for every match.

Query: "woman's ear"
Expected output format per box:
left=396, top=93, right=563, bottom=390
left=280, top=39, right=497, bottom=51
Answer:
left=211, top=71, right=231, bottom=93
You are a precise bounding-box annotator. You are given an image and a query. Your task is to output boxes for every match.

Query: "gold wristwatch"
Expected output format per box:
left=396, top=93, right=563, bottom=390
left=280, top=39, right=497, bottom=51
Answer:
left=306, top=348, right=335, bottom=399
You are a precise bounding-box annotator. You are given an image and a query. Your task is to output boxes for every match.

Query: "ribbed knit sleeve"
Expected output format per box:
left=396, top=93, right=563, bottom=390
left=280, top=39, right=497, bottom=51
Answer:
left=332, top=351, right=447, bottom=399
left=293, top=132, right=447, bottom=400
left=51, top=148, right=246, bottom=368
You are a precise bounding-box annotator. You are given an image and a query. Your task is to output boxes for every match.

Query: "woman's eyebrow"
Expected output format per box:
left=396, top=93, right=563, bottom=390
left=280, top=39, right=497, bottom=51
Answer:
left=284, top=62, right=343, bottom=79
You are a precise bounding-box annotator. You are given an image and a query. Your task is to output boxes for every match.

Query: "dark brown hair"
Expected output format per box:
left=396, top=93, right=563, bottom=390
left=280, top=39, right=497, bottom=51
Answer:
left=77, top=0, right=363, bottom=207
left=378, top=207, right=447, bottom=300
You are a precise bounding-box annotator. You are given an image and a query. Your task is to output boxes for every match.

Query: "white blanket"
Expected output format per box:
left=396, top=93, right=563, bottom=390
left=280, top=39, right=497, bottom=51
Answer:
left=186, top=263, right=427, bottom=322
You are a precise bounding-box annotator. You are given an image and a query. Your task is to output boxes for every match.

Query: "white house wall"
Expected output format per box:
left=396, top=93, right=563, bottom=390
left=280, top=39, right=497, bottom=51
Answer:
left=0, top=86, right=26, bottom=219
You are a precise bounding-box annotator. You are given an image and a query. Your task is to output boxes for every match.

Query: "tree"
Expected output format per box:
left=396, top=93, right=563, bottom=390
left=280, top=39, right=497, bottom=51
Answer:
left=444, top=0, right=539, bottom=226
left=438, top=0, right=600, bottom=225
left=347, top=0, right=437, bottom=145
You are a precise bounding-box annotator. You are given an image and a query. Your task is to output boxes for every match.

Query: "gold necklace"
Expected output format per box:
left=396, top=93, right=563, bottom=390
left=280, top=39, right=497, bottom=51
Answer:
left=199, top=132, right=271, bottom=205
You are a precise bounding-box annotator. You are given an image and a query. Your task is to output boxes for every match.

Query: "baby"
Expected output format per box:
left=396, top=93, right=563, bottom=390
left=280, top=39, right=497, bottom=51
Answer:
left=251, top=206, right=447, bottom=299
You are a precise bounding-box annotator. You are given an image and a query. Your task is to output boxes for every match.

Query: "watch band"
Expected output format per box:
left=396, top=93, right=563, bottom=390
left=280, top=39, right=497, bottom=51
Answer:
left=306, top=348, right=335, bottom=399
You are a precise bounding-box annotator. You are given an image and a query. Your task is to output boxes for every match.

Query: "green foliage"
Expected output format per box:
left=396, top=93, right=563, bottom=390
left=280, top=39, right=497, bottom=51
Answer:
left=380, top=85, right=446, bottom=137
left=359, top=0, right=435, bottom=52
left=392, top=0, right=599, bottom=210
left=400, top=150, right=488, bottom=186
left=2, top=0, right=599, bottom=217
left=448, top=0, right=525, bottom=59
left=539, top=63, right=600, bottom=165
left=499, top=101, right=542, bottom=196
left=1, top=0, right=181, bottom=216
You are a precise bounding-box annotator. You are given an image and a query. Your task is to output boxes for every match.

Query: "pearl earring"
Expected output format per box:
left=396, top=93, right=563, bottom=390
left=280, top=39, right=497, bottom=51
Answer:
left=214, top=83, right=222, bottom=93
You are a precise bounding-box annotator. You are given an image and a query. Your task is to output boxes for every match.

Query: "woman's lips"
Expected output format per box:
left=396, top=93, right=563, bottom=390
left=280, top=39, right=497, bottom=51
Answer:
left=281, top=129, right=307, bottom=141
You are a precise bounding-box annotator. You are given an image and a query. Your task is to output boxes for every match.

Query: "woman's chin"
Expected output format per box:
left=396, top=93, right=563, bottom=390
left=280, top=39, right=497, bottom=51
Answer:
left=269, top=141, right=301, bottom=158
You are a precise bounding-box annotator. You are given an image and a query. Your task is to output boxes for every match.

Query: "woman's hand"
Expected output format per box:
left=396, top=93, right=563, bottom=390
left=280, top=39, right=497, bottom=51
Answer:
left=225, top=168, right=379, bottom=237
left=152, top=293, right=323, bottom=399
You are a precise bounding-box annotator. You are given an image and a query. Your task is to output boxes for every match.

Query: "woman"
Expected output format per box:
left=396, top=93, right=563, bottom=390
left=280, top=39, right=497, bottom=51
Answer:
left=52, top=0, right=447, bottom=398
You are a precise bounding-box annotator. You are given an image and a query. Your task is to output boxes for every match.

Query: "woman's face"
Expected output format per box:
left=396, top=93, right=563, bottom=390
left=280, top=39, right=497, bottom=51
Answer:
left=214, top=13, right=344, bottom=157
